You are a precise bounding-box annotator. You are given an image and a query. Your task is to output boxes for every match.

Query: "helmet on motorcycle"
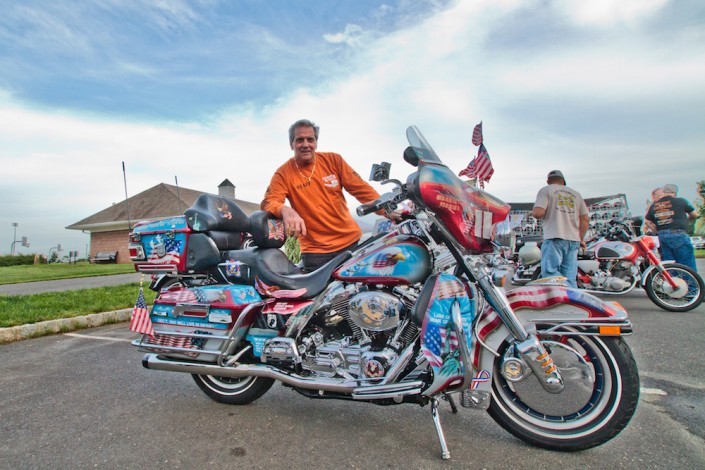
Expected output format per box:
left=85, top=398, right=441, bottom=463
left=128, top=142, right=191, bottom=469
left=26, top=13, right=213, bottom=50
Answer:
left=518, top=241, right=541, bottom=264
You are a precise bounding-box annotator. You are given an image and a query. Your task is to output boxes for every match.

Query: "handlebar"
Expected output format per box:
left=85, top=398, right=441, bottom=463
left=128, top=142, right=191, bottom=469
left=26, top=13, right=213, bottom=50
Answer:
left=357, top=201, right=383, bottom=217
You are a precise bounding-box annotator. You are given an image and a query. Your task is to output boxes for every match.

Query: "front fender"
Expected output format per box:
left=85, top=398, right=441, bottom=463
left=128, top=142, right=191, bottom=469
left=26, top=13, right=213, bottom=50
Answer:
left=469, top=284, right=631, bottom=391
left=640, top=260, right=677, bottom=287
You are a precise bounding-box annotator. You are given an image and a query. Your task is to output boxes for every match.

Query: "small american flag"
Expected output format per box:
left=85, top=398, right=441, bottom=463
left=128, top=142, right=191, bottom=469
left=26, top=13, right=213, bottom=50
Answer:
left=459, top=143, right=494, bottom=188
left=471, top=121, right=483, bottom=146
left=129, top=287, right=154, bottom=336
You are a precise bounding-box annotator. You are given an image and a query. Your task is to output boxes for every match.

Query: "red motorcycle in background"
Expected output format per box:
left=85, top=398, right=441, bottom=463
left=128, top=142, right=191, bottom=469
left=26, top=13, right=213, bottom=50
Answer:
left=574, top=218, right=704, bottom=311
left=127, top=126, right=639, bottom=459
left=513, top=218, right=704, bottom=312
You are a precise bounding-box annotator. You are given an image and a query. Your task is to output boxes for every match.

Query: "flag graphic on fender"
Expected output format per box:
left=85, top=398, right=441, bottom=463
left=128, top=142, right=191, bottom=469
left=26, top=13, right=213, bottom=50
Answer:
left=129, top=287, right=154, bottom=336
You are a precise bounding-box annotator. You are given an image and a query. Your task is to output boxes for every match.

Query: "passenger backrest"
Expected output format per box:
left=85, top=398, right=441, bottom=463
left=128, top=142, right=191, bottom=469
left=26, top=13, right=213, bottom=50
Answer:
left=185, top=194, right=251, bottom=233
left=249, top=210, right=286, bottom=249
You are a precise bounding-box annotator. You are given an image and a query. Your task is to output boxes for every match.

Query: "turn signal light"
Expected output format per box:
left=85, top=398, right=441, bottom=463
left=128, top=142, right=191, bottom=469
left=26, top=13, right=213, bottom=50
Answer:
left=599, top=325, right=621, bottom=336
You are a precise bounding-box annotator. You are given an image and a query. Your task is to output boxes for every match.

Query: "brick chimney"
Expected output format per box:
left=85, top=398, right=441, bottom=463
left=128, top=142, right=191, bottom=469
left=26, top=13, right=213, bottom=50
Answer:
left=218, top=179, right=236, bottom=200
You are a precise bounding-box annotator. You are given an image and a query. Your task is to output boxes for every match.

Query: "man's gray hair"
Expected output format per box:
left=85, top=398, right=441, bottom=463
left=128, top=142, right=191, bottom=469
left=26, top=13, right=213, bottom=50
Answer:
left=663, top=183, right=678, bottom=195
left=288, top=119, right=319, bottom=145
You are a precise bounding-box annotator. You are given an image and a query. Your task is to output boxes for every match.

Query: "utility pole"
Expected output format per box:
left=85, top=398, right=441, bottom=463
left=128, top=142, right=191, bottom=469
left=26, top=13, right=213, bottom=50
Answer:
left=11, top=222, right=18, bottom=255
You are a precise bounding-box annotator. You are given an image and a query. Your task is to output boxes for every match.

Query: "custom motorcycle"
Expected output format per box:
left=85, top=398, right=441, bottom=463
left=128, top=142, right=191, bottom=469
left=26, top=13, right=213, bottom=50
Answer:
left=128, top=126, right=639, bottom=459
left=512, top=218, right=704, bottom=312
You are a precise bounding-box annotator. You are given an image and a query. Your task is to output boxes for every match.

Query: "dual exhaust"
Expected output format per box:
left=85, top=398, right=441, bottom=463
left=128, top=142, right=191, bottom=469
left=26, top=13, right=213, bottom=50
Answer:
left=142, top=354, right=423, bottom=399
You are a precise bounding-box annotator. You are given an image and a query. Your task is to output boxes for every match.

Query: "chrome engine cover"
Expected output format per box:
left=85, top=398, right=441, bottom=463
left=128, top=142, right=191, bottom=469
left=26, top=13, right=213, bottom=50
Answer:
left=347, top=291, right=403, bottom=332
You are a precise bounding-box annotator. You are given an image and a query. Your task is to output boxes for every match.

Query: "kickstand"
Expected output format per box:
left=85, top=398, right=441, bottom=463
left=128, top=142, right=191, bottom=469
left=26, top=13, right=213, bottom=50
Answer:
left=431, top=397, right=451, bottom=460
left=443, top=393, right=459, bottom=414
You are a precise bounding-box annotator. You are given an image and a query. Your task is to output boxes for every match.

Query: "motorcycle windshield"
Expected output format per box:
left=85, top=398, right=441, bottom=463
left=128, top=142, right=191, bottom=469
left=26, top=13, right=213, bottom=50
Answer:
left=406, top=126, right=510, bottom=253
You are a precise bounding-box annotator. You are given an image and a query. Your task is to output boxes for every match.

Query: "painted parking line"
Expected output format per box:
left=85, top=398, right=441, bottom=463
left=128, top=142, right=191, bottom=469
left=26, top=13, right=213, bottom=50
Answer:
left=63, top=332, right=133, bottom=343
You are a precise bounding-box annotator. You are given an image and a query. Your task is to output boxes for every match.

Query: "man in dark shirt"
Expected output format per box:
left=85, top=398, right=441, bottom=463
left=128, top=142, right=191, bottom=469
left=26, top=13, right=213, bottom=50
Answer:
left=645, top=184, right=699, bottom=271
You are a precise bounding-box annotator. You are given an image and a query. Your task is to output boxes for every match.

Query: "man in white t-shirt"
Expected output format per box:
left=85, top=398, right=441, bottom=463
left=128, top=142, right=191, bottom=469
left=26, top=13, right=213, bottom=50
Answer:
left=532, top=170, right=589, bottom=287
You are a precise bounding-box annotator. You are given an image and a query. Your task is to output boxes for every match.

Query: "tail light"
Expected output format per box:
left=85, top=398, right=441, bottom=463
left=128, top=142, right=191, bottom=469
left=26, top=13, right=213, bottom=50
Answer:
left=129, top=243, right=146, bottom=261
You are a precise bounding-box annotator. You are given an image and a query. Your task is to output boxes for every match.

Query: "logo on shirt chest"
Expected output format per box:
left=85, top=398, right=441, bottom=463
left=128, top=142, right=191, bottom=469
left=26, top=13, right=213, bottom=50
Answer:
left=323, top=174, right=339, bottom=188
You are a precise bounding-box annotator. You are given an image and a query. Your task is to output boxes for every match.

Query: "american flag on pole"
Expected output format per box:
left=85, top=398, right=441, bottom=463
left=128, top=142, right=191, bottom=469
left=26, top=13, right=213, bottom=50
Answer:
left=471, top=121, right=483, bottom=146
left=129, top=287, right=154, bottom=337
left=459, top=143, right=494, bottom=188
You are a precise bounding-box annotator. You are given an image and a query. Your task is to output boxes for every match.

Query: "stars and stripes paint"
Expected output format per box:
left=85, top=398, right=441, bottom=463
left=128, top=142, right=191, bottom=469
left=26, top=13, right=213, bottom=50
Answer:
left=129, top=287, right=154, bottom=336
left=459, top=122, right=494, bottom=188
left=144, top=331, right=209, bottom=358
left=506, top=285, right=571, bottom=310
left=420, top=275, right=475, bottom=370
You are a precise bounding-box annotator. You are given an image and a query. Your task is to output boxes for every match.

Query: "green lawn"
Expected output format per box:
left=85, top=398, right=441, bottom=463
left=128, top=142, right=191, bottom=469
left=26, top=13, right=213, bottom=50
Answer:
left=0, top=263, right=148, bottom=328
left=0, top=262, right=134, bottom=285
left=0, top=283, right=157, bottom=328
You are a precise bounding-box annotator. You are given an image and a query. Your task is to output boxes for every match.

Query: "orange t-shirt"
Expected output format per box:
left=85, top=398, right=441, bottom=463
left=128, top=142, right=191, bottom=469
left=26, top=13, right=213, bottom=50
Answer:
left=261, top=152, right=380, bottom=253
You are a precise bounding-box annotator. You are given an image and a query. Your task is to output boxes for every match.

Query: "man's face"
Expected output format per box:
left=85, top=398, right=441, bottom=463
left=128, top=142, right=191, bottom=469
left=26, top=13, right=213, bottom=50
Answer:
left=291, top=126, right=317, bottom=165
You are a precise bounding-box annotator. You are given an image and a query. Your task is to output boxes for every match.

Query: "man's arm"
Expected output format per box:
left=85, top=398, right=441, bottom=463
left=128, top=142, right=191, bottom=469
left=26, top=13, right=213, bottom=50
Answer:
left=579, top=214, right=589, bottom=242
left=532, top=207, right=546, bottom=219
left=261, top=169, right=307, bottom=238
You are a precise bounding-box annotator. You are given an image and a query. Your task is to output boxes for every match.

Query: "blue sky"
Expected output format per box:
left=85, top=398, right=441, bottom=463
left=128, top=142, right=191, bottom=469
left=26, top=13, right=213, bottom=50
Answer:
left=2, top=0, right=704, bottom=256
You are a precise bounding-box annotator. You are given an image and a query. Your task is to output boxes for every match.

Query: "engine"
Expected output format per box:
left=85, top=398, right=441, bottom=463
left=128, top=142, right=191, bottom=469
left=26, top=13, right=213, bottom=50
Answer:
left=262, top=283, right=421, bottom=381
left=584, top=261, right=635, bottom=292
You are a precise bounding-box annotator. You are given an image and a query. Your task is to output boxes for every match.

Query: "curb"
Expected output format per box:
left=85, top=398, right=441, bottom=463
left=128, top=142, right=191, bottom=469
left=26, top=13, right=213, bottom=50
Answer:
left=0, top=308, right=132, bottom=345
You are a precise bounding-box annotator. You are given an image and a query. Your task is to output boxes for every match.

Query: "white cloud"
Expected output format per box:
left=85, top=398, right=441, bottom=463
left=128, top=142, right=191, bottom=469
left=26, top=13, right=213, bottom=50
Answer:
left=323, top=24, right=366, bottom=46
left=555, top=0, right=668, bottom=27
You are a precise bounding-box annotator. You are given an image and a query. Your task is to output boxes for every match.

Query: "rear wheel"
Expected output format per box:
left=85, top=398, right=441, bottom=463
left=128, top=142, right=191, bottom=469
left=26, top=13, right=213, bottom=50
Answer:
left=488, top=330, right=639, bottom=451
left=192, top=374, right=274, bottom=405
left=644, top=263, right=704, bottom=312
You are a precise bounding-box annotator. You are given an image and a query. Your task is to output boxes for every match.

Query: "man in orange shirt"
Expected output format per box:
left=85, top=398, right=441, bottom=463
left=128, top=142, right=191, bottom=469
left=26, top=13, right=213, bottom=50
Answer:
left=261, top=119, right=388, bottom=271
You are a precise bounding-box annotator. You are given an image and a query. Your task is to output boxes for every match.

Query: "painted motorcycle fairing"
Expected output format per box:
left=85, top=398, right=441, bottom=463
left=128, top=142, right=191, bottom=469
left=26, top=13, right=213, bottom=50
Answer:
left=411, top=163, right=510, bottom=254
left=419, top=273, right=476, bottom=396
left=334, top=235, right=431, bottom=285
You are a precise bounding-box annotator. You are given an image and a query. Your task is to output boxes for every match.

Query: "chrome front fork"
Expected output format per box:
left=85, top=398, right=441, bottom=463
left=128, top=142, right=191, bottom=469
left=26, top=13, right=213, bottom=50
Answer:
left=476, top=271, right=564, bottom=393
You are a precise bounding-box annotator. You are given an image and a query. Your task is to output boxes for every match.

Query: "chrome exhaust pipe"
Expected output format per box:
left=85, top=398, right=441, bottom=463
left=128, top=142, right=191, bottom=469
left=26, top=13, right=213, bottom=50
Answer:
left=142, top=354, right=423, bottom=397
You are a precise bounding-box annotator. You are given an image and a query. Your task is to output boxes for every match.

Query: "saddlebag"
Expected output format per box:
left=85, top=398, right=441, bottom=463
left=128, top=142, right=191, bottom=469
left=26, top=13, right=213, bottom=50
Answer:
left=135, top=284, right=271, bottom=361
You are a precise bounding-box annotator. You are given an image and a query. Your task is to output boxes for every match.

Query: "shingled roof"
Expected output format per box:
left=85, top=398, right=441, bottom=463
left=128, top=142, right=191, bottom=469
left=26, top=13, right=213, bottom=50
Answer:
left=66, top=182, right=260, bottom=232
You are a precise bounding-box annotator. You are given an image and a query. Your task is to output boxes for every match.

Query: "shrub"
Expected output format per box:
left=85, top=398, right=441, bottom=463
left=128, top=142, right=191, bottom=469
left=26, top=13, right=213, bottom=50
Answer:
left=0, top=254, right=44, bottom=267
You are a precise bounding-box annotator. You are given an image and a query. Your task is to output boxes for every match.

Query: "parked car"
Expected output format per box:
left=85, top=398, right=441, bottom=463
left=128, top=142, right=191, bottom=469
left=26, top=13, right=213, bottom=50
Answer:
left=691, top=236, right=705, bottom=249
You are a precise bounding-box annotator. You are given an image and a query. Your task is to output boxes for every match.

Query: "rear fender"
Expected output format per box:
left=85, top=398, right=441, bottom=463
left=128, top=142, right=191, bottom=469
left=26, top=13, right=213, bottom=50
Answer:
left=468, top=284, right=631, bottom=394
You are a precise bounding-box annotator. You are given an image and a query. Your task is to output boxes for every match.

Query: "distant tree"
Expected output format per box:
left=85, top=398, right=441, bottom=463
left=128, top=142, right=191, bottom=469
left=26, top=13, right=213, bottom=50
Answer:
left=694, top=180, right=705, bottom=236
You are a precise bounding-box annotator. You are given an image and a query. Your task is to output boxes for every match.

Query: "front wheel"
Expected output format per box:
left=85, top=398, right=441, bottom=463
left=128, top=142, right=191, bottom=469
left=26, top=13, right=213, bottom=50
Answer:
left=488, top=332, right=639, bottom=451
left=191, top=374, right=274, bottom=405
left=644, top=263, right=704, bottom=312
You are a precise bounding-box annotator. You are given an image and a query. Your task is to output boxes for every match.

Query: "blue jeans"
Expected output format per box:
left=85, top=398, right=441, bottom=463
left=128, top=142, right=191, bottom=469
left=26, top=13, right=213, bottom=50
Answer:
left=658, top=231, right=697, bottom=271
left=541, top=238, right=579, bottom=287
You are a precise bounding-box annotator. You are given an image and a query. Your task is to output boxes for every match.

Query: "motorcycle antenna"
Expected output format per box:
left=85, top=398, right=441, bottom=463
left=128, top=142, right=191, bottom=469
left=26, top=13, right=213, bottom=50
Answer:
left=175, top=175, right=184, bottom=214
left=122, top=161, right=132, bottom=230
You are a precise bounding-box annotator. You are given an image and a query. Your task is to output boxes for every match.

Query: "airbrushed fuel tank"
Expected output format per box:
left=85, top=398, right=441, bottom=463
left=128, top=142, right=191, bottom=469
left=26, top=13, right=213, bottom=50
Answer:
left=595, top=241, right=637, bottom=261
left=334, top=235, right=431, bottom=285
